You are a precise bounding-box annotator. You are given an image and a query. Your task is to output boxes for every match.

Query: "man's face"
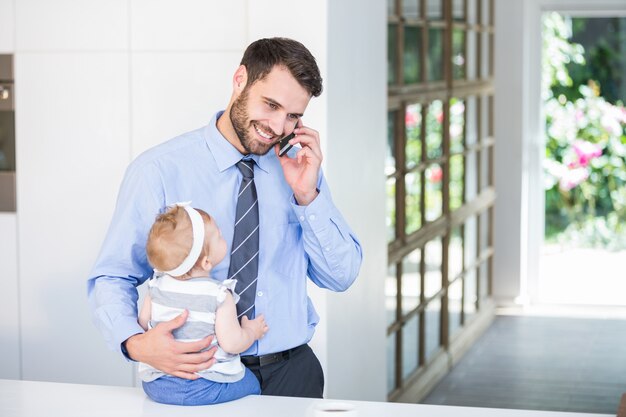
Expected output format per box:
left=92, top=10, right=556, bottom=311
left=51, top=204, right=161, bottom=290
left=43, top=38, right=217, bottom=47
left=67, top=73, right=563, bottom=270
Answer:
left=230, top=66, right=311, bottom=155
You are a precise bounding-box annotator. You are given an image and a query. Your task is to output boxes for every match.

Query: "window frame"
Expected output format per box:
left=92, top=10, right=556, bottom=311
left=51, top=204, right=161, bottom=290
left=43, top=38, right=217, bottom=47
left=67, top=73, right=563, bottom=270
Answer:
left=386, top=0, right=496, bottom=400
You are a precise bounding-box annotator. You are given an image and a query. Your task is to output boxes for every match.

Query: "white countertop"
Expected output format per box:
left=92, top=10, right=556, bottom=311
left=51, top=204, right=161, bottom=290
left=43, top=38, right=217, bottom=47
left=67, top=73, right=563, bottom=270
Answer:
left=0, top=379, right=611, bottom=417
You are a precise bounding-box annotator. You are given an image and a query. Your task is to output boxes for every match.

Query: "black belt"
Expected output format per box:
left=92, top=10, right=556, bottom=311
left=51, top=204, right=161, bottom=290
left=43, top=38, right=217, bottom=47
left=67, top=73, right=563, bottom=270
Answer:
left=240, top=344, right=305, bottom=367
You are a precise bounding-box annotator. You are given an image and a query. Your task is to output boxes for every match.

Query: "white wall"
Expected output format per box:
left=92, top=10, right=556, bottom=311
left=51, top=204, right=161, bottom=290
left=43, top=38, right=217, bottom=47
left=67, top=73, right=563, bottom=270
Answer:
left=493, top=0, right=526, bottom=304
left=0, top=0, right=14, bottom=53
left=0, top=213, right=20, bottom=379
left=0, top=0, right=387, bottom=401
left=325, top=0, right=387, bottom=401
left=129, top=0, right=245, bottom=155
left=13, top=0, right=133, bottom=385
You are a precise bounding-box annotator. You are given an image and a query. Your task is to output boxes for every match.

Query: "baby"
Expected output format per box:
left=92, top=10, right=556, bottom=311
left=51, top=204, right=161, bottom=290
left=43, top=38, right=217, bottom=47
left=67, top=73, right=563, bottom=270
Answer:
left=137, top=202, right=268, bottom=405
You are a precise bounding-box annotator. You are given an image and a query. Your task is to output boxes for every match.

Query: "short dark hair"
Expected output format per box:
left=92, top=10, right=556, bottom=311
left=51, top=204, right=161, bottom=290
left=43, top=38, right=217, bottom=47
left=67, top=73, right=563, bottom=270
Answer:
left=240, top=37, right=323, bottom=97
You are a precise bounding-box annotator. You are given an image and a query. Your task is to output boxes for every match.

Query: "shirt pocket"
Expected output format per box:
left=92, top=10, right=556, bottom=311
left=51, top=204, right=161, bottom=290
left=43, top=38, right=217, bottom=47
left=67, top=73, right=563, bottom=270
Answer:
left=269, top=219, right=307, bottom=280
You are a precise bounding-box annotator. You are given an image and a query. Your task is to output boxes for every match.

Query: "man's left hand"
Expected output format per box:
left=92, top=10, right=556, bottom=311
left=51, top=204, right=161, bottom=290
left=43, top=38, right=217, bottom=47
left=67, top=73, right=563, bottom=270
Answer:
left=275, top=123, right=322, bottom=206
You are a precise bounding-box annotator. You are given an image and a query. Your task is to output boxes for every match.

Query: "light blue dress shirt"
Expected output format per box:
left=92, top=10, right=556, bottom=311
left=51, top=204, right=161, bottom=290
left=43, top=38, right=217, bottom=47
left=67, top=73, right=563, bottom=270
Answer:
left=87, top=111, right=362, bottom=357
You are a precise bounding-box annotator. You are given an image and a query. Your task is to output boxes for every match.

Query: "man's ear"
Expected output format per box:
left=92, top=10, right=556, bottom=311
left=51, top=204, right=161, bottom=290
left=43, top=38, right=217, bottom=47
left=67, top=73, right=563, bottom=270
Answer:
left=233, top=65, right=248, bottom=92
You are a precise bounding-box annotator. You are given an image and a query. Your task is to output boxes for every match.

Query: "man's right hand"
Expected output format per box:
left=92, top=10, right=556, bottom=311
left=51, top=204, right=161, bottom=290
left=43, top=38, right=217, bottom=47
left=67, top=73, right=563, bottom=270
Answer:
left=125, top=310, right=216, bottom=380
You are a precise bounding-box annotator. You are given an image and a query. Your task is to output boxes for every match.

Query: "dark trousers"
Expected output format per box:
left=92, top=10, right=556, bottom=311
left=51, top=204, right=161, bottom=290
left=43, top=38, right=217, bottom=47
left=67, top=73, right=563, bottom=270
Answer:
left=245, top=344, right=324, bottom=398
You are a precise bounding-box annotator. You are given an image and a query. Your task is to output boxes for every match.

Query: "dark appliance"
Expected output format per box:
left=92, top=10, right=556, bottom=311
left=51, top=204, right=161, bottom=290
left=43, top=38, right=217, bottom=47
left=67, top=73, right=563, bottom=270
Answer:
left=0, top=54, right=15, bottom=212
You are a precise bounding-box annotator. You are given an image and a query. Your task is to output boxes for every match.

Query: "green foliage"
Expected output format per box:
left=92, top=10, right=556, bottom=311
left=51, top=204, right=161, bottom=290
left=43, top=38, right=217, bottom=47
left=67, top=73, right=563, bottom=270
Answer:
left=543, top=13, right=626, bottom=249
left=568, top=18, right=626, bottom=106
left=542, top=13, right=585, bottom=101
left=547, top=213, right=626, bottom=251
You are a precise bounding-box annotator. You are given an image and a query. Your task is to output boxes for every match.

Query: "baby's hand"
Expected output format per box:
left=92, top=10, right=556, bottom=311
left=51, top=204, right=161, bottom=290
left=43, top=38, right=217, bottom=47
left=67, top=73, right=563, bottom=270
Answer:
left=241, top=315, right=269, bottom=340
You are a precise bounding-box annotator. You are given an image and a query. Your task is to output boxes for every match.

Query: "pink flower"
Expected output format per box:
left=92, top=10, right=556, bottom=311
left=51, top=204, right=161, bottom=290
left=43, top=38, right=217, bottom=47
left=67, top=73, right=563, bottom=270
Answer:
left=572, top=140, right=602, bottom=167
left=405, top=104, right=421, bottom=128
left=405, top=111, right=417, bottom=128
left=559, top=167, right=589, bottom=191
left=575, top=109, right=584, bottom=122
left=427, top=166, right=443, bottom=183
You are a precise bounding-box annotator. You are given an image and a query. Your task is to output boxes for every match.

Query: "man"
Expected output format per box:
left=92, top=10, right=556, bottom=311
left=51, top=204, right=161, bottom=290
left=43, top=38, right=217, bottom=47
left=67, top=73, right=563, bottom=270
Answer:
left=87, top=37, right=362, bottom=398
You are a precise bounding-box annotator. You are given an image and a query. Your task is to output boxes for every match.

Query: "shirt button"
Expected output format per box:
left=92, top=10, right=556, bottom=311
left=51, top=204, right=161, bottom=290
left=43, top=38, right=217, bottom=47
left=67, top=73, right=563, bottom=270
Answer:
left=299, top=216, right=305, bottom=221
left=325, top=247, right=331, bottom=251
left=309, top=214, right=316, bottom=221
left=257, top=291, right=263, bottom=297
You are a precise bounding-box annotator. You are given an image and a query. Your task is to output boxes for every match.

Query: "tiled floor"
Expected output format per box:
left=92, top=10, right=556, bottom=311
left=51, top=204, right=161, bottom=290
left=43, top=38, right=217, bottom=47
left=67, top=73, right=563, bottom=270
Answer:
left=421, top=314, right=626, bottom=414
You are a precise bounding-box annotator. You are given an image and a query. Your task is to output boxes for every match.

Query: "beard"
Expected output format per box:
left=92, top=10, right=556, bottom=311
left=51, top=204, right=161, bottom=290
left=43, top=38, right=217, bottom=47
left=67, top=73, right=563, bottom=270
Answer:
left=229, top=88, right=278, bottom=155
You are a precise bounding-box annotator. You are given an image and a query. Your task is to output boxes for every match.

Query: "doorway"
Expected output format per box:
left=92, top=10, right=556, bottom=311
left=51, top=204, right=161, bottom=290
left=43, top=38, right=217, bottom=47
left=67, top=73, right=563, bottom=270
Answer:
left=539, top=13, right=626, bottom=307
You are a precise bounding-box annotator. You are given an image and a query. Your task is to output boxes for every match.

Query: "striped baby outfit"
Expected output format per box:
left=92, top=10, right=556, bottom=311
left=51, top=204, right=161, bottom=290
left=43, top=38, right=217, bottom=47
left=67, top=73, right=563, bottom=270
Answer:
left=138, top=274, right=245, bottom=383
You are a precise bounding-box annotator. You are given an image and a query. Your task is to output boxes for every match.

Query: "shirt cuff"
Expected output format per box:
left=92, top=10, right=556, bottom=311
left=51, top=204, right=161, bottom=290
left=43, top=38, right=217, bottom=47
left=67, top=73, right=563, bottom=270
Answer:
left=291, top=187, right=335, bottom=233
left=120, top=340, right=134, bottom=362
left=115, top=322, right=145, bottom=362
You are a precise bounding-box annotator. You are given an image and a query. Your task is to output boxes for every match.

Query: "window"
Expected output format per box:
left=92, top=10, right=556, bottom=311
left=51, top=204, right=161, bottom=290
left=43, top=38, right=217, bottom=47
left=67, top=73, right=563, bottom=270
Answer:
left=386, top=0, right=495, bottom=400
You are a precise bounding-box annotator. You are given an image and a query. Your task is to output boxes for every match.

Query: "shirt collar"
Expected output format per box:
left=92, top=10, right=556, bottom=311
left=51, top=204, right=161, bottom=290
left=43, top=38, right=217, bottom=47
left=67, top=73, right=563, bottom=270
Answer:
left=205, top=111, right=272, bottom=174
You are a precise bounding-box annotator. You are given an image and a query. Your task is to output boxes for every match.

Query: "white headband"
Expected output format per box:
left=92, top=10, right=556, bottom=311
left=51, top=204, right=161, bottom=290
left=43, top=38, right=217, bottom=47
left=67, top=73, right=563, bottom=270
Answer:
left=161, top=201, right=205, bottom=277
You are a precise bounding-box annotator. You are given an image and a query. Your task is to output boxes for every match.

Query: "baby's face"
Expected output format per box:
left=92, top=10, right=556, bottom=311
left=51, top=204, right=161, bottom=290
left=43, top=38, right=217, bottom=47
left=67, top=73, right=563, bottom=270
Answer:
left=205, top=217, right=227, bottom=266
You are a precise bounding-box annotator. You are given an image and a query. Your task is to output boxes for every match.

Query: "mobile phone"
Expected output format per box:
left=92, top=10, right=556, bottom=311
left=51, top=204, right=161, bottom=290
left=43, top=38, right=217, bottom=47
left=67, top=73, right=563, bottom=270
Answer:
left=278, top=122, right=299, bottom=157
left=278, top=132, right=296, bottom=157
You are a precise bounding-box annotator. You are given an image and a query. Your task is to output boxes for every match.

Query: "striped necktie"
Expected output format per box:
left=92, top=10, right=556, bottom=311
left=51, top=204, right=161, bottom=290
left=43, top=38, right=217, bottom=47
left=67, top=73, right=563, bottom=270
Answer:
left=228, top=159, right=260, bottom=320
